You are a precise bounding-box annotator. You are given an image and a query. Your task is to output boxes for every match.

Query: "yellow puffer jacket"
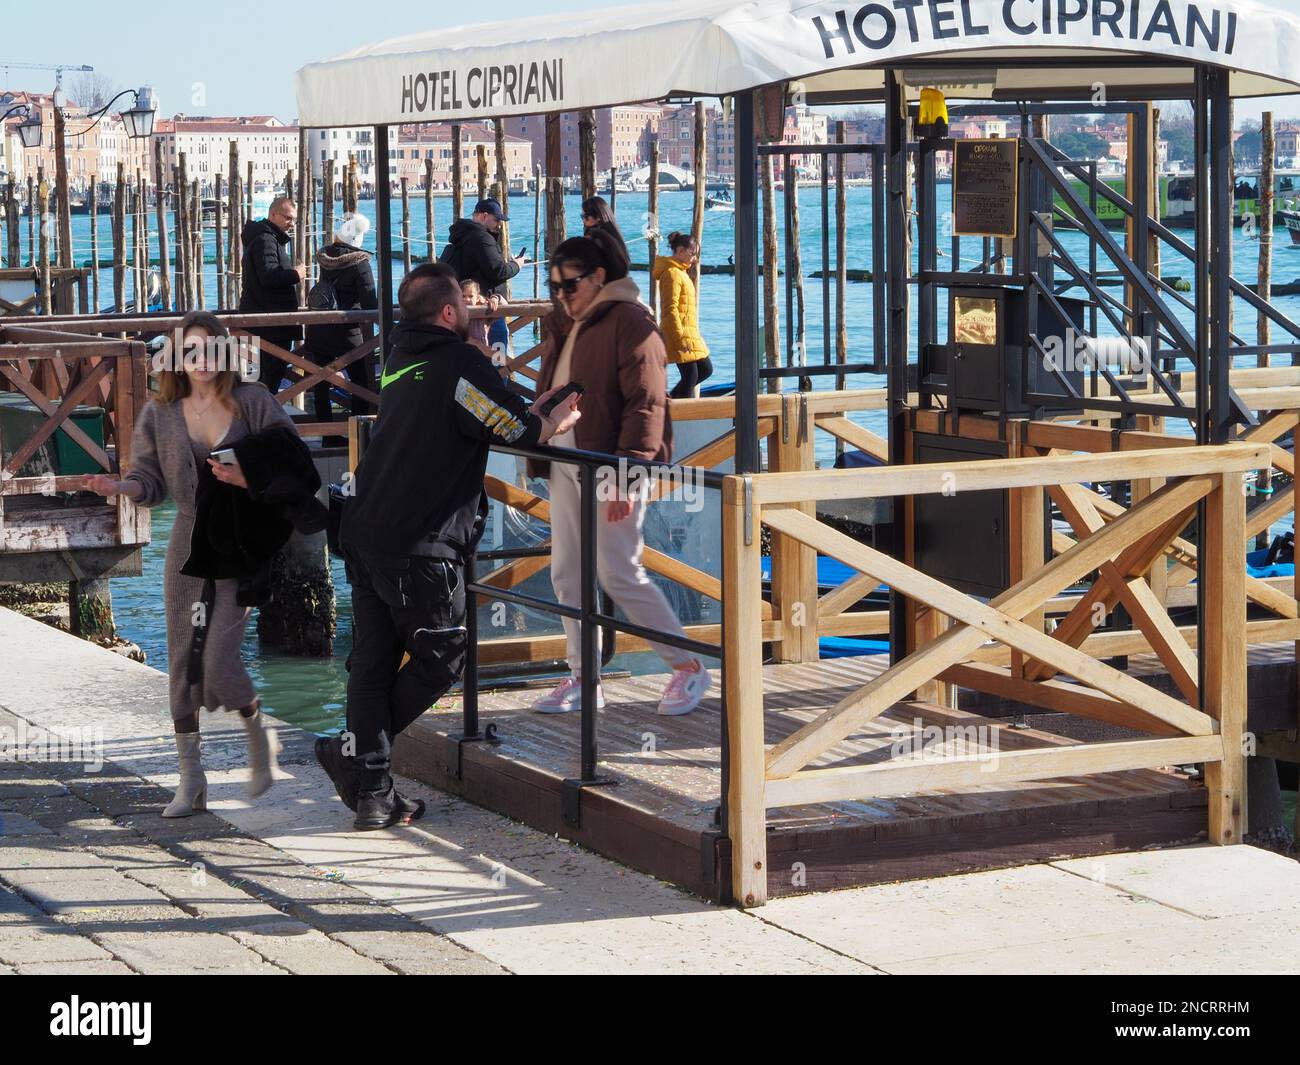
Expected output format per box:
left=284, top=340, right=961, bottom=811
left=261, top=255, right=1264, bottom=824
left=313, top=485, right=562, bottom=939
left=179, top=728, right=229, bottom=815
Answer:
left=653, top=255, right=710, bottom=364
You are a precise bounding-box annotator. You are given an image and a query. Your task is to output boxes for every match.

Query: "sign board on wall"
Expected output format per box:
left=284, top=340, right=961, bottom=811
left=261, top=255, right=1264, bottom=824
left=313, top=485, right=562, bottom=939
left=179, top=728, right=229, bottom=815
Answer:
left=954, top=138, right=1019, bottom=239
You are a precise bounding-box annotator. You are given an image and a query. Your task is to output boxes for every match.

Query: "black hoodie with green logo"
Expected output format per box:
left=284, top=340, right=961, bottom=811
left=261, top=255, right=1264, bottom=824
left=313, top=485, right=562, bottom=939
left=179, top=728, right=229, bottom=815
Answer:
left=339, top=320, right=542, bottom=560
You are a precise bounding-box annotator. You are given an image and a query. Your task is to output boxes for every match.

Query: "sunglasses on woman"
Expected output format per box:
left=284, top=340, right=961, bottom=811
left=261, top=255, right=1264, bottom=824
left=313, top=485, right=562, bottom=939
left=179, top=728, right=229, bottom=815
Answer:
left=547, top=271, right=594, bottom=297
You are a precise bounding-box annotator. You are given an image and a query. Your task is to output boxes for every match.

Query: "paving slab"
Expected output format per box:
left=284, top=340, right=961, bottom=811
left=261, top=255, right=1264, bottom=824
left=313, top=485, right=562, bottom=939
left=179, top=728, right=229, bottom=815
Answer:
left=756, top=863, right=1204, bottom=969
left=93, top=931, right=285, bottom=974
left=1053, top=845, right=1300, bottom=919
left=17, top=959, right=136, bottom=975
left=884, top=910, right=1300, bottom=974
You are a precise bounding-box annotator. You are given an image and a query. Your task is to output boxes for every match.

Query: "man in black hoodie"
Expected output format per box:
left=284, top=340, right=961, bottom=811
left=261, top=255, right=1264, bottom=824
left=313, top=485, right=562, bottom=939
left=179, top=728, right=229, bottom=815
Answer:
left=239, top=196, right=306, bottom=395
left=439, top=197, right=527, bottom=294
left=320, top=262, right=579, bottom=830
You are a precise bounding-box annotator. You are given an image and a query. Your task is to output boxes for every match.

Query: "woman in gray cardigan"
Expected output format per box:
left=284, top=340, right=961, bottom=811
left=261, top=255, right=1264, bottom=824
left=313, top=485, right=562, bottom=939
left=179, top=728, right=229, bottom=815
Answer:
left=88, top=311, right=293, bottom=816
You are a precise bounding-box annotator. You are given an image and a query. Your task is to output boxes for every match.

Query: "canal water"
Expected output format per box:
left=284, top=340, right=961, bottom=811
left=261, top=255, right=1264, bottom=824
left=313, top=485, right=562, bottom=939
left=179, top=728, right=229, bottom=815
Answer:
left=69, top=184, right=1300, bottom=732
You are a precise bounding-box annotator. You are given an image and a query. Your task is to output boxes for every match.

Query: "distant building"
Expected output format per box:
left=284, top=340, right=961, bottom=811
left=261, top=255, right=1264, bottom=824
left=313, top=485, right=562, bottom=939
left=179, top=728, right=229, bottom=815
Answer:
left=505, top=105, right=658, bottom=178
left=153, top=116, right=298, bottom=191
left=306, top=127, right=376, bottom=189
left=389, top=122, right=532, bottom=193
left=1275, top=121, right=1300, bottom=164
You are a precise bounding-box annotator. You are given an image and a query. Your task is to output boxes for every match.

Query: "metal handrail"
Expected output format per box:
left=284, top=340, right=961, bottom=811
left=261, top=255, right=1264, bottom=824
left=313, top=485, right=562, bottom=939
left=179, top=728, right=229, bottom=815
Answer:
left=461, top=438, right=726, bottom=795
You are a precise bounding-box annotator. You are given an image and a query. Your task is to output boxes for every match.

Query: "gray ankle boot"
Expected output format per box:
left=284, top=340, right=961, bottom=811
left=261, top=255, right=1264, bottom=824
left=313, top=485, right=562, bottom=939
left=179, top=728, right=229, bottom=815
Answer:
left=242, top=706, right=280, bottom=799
left=163, top=732, right=207, bottom=817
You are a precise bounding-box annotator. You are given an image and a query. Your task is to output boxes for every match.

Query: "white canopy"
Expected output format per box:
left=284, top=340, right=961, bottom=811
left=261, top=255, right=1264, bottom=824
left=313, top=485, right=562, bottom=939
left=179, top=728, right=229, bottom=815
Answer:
left=295, top=0, right=1300, bottom=128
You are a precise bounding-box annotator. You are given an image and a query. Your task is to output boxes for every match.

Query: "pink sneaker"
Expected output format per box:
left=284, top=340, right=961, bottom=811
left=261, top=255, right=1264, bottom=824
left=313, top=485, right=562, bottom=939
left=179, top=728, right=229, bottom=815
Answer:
left=657, top=661, right=711, bottom=716
left=534, top=676, right=605, bottom=714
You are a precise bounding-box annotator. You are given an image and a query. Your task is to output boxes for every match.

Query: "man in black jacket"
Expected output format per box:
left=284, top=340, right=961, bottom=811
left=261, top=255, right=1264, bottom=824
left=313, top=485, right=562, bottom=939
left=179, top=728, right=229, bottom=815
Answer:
left=439, top=197, right=528, bottom=294
left=319, top=262, right=579, bottom=830
left=240, top=196, right=307, bottom=396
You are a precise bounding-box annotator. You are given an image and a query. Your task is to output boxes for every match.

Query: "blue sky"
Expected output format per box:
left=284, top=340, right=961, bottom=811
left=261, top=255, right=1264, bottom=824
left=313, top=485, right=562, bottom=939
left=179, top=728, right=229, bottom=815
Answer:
left=5, top=0, right=1300, bottom=125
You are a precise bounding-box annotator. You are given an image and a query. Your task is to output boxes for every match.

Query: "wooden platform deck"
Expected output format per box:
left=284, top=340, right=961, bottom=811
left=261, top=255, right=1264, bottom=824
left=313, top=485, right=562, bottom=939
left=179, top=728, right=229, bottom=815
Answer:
left=393, top=653, right=1208, bottom=902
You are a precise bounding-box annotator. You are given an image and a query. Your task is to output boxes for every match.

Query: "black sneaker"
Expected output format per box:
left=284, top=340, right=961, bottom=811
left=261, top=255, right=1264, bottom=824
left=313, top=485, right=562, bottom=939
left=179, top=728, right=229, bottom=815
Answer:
left=314, top=736, right=359, bottom=811
left=354, top=784, right=425, bottom=831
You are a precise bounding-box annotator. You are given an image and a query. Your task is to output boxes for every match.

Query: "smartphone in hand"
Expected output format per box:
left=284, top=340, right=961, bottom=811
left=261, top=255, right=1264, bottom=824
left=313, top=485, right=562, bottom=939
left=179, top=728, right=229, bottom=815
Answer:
left=210, top=448, right=239, bottom=468
left=538, top=381, right=584, bottom=418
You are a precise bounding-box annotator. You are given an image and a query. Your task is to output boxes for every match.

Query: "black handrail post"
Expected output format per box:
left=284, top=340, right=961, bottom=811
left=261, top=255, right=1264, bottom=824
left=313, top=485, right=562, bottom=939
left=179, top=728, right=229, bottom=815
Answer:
left=462, top=550, right=480, bottom=740
left=579, top=462, right=600, bottom=782
left=373, top=124, right=394, bottom=359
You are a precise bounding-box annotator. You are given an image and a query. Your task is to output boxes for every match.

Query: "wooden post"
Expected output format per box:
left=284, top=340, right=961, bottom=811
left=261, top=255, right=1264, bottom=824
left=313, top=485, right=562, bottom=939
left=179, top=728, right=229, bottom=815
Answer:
left=296, top=133, right=309, bottom=302
left=4, top=174, right=18, bottom=268
left=1202, top=471, right=1247, bottom=844
left=53, top=106, right=72, bottom=270
left=246, top=160, right=254, bottom=226
left=214, top=173, right=225, bottom=310
left=494, top=118, right=511, bottom=297
left=400, top=176, right=411, bottom=274
left=769, top=397, right=819, bottom=664
left=545, top=113, right=565, bottom=259
left=690, top=101, right=706, bottom=287
left=154, top=141, right=171, bottom=311
left=1259, top=112, right=1274, bottom=361
left=723, top=476, right=767, bottom=907
left=26, top=174, right=35, bottom=267
left=451, top=125, right=464, bottom=220
left=647, top=138, right=660, bottom=314
left=112, top=163, right=125, bottom=311
left=37, top=176, right=51, bottom=315
left=192, top=179, right=204, bottom=309
left=176, top=154, right=190, bottom=310
left=324, top=157, right=336, bottom=246
left=476, top=143, right=489, bottom=202
left=88, top=175, right=99, bottom=311
left=533, top=163, right=541, bottom=319
left=133, top=170, right=144, bottom=310
left=423, top=156, right=433, bottom=263
left=1007, top=420, right=1045, bottom=691
left=579, top=108, right=597, bottom=200
left=609, top=167, right=617, bottom=212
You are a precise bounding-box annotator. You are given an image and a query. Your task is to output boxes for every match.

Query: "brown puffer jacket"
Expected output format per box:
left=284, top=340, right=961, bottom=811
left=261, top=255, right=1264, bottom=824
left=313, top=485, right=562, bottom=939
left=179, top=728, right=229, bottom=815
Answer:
left=528, top=280, right=673, bottom=478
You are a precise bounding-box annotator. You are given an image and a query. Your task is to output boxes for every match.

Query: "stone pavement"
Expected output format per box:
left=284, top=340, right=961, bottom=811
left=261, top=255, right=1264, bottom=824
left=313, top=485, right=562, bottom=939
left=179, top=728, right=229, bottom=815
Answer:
left=3, top=605, right=1300, bottom=975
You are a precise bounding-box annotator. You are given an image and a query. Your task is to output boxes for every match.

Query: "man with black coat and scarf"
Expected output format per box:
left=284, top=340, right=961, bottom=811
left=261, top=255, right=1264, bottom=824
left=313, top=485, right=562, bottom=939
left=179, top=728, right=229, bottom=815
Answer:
left=319, top=262, right=580, bottom=830
left=240, top=195, right=307, bottom=395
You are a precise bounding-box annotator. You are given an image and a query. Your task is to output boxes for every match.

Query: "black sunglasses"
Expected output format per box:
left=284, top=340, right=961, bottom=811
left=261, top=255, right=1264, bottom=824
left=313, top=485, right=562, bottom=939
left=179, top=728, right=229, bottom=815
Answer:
left=547, top=271, right=594, bottom=297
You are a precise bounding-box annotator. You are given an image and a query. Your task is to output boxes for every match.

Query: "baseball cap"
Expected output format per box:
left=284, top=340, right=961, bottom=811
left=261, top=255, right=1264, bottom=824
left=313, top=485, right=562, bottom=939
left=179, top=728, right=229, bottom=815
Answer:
left=474, top=197, right=508, bottom=221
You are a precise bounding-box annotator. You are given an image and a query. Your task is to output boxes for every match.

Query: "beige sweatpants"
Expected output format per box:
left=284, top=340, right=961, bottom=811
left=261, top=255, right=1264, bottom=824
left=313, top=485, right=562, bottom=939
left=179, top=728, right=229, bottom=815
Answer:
left=548, top=459, right=694, bottom=677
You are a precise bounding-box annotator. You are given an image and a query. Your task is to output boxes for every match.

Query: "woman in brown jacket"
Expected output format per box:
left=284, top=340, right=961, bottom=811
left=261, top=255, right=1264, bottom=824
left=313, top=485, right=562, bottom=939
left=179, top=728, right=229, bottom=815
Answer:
left=532, top=230, right=710, bottom=717
left=87, top=311, right=287, bottom=816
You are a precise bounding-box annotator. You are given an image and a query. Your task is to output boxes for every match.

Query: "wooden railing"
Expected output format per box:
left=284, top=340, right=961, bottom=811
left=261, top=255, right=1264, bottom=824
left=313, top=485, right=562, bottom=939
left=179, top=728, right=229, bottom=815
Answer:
left=10, top=301, right=553, bottom=440
left=0, top=330, right=148, bottom=554
left=720, top=443, right=1265, bottom=906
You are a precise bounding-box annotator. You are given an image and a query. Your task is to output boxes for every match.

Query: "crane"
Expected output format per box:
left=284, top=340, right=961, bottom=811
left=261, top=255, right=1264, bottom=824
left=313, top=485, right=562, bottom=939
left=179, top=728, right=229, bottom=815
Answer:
left=0, top=61, right=94, bottom=100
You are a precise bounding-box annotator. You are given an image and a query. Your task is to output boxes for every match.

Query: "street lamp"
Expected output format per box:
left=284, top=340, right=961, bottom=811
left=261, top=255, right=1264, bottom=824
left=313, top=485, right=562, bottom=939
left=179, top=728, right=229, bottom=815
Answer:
left=0, top=100, right=43, bottom=148
left=120, top=86, right=157, bottom=139
left=71, top=85, right=158, bottom=139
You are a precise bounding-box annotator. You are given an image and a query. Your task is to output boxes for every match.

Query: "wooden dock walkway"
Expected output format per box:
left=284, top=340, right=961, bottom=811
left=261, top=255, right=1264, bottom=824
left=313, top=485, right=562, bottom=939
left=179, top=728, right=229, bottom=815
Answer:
left=394, top=652, right=1209, bottom=902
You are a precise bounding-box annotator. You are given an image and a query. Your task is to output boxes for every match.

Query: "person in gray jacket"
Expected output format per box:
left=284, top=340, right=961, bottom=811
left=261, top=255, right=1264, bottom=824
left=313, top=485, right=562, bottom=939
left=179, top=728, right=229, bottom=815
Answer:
left=87, top=311, right=292, bottom=817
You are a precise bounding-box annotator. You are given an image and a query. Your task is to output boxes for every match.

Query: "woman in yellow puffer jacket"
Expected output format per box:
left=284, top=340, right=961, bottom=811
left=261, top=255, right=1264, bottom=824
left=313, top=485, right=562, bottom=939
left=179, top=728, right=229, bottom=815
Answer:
left=653, top=232, right=713, bottom=398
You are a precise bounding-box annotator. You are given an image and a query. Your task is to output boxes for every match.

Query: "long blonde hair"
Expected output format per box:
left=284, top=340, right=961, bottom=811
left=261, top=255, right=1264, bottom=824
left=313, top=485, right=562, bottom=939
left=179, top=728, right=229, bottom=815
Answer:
left=156, top=310, right=241, bottom=413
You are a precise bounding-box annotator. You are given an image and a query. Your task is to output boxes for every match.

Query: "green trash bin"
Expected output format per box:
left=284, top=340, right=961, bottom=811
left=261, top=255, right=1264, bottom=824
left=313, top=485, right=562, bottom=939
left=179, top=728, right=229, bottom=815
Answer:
left=0, top=394, right=107, bottom=477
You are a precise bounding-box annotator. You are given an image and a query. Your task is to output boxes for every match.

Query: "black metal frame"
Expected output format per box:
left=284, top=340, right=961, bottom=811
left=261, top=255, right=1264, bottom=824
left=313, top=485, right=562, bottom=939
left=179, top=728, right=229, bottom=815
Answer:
left=756, top=142, right=886, bottom=381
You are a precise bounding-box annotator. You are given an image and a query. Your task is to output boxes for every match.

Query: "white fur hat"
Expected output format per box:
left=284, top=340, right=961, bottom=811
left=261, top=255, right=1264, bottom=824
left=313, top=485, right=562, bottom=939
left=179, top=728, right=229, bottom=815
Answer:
left=337, top=212, right=370, bottom=248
